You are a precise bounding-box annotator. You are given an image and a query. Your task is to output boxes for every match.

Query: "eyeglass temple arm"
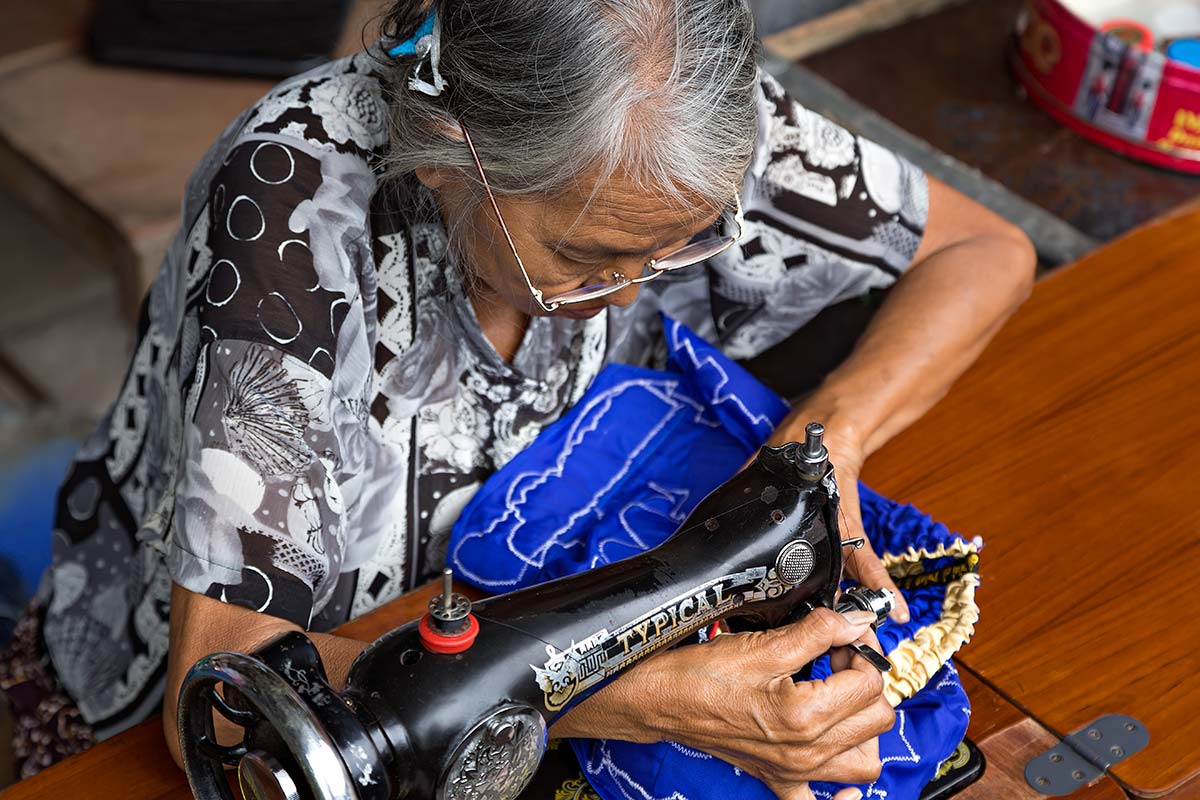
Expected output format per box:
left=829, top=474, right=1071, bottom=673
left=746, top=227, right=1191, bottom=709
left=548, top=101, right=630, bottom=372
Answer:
left=460, top=124, right=557, bottom=312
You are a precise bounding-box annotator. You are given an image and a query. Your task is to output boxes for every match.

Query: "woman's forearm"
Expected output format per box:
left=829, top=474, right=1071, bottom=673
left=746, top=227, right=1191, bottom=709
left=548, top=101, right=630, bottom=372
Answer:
left=795, top=228, right=1034, bottom=456
left=163, top=583, right=368, bottom=768
left=309, top=631, right=371, bottom=688
left=547, top=657, right=660, bottom=741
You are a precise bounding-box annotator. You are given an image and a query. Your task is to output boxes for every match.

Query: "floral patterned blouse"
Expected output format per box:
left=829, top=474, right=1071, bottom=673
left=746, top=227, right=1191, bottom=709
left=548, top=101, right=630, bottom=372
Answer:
left=41, top=48, right=928, bottom=738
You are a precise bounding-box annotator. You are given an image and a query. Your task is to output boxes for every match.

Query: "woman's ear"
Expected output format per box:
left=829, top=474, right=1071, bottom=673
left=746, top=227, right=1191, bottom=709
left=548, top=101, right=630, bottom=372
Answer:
left=415, top=166, right=451, bottom=190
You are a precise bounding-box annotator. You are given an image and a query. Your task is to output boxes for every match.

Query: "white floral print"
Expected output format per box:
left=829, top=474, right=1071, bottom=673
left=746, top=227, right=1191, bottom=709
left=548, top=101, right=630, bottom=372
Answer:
left=309, top=74, right=389, bottom=151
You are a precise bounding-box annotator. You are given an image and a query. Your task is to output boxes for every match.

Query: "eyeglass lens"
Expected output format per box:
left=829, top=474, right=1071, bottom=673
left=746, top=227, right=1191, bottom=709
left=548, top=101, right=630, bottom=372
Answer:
left=546, top=281, right=629, bottom=305
left=651, top=236, right=736, bottom=271
left=545, top=235, right=736, bottom=305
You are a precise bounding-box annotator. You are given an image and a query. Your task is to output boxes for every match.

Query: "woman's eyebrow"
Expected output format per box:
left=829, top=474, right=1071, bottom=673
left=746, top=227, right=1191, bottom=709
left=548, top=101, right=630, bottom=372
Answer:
left=555, top=241, right=650, bottom=258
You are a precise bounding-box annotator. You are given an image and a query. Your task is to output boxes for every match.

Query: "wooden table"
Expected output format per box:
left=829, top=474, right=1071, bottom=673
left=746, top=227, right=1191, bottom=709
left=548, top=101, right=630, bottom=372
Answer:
left=11, top=209, right=1200, bottom=798
left=864, top=206, right=1200, bottom=797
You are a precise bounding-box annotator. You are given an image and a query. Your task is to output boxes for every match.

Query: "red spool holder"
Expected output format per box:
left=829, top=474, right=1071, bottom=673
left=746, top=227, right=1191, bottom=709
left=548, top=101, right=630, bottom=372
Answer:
left=418, top=613, right=480, bottom=654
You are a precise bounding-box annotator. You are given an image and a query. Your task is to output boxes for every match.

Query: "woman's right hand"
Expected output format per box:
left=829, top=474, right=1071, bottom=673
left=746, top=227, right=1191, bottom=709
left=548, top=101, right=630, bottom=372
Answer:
left=549, top=608, right=894, bottom=800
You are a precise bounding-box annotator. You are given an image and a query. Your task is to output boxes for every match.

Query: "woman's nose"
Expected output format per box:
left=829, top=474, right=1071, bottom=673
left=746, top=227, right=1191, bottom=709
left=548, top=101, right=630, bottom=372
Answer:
left=606, top=281, right=642, bottom=308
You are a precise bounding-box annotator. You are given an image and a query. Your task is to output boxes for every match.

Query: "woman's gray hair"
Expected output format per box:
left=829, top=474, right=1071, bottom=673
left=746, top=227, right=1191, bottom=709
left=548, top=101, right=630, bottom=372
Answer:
left=380, top=0, right=759, bottom=215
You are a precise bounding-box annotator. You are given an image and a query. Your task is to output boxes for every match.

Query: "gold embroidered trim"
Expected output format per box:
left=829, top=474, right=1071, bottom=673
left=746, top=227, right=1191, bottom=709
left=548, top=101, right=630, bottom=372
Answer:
left=882, top=539, right=979, bottom=578
left=881, top=571, right=979, bottom=706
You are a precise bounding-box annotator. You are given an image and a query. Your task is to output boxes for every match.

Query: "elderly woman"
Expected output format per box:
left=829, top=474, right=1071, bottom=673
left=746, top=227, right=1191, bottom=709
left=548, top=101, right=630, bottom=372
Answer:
left=0, top=0, right=1033, bottom=797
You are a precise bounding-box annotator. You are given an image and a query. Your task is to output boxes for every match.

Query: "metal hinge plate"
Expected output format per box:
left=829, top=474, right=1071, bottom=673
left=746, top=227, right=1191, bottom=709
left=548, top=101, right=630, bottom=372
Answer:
left=1025, top=714, right=1149, bottom=795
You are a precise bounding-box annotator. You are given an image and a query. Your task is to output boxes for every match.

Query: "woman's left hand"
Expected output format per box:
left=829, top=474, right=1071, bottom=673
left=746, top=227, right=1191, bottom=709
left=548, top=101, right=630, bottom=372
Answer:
left=762, top=414, right=910, bottom=624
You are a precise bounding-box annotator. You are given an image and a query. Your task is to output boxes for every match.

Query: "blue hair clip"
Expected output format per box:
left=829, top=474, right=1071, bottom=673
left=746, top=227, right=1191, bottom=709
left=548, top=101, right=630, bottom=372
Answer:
left=388, top=12, right=436, bottom=57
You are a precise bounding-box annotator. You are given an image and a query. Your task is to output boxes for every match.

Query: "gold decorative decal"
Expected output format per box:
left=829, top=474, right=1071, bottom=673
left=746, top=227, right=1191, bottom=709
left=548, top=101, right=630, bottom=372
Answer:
left=932, top=741, right=972, bottom=781
left=531, top=568, right=775, bottom=711
left=555, top=777, right=602, bottom=800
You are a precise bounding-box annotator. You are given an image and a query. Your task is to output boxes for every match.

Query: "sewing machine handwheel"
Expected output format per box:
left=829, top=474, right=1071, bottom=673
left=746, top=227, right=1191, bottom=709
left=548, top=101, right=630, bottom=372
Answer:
left=177, top=651, right=357, bottom=800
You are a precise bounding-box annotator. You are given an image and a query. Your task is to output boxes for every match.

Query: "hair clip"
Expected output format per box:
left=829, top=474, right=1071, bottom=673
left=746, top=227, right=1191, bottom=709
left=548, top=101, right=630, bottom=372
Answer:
left=387, top=12, right=435, bottom=57
left=387, top=10, right=447, bottom=97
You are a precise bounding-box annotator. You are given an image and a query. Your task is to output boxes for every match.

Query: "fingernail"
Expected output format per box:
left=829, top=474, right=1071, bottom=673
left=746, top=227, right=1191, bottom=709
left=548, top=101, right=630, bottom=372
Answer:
left=843, top=610, right=877, bottom=626
left=846, top=789, right=864, bottom=800
left=893, top=607, right=910, bottom=624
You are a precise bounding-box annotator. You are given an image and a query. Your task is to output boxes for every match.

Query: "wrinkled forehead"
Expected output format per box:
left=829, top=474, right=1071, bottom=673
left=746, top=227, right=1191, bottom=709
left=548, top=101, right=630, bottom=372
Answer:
left=524, top=165, right=727, bottom=252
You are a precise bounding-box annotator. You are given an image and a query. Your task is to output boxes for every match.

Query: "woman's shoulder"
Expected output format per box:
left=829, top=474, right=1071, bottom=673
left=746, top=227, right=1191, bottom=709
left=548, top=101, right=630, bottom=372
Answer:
left=181, top=51, right=409, bottom=383
left=236, top=50, right=393, bottom=167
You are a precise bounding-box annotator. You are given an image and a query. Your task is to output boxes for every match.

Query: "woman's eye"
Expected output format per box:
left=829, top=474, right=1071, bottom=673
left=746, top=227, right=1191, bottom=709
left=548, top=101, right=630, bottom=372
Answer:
left=559, top=252, right=602, bottom=269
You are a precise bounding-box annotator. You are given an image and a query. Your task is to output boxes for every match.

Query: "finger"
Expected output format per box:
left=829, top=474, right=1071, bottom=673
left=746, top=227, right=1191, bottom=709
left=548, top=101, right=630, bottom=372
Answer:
left=834, top=788, right=865, bottom=800
left=750, top=608, right=878, bottom=677
left=802, top=732, right=887, bottom=784
left=773, top=784, right=817, bottom=800
left=791, top=706, right=892, bottom=784
left=829, top=642, right=882, bottom=676
left=702, top=698, right=890, bottom=785
left=783, top=659, right=886, bottom=739
left=846, top=541, right=910, bottom=623
left=831, top=626, right=883, bottom=665
left=837, top=481, right=910, bottom=625
left=829, top=641, right=854, bottom=673
left=722, top=713, right=885, bottom=787
left=857, top=627, right=882, bottom=653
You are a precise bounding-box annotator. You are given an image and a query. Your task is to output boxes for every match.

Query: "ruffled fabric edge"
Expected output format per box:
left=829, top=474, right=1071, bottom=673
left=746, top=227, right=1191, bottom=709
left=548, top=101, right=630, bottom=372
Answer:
left=880, top=542, right=981, bottom=706
left=881, top=538, right=981, bottom=575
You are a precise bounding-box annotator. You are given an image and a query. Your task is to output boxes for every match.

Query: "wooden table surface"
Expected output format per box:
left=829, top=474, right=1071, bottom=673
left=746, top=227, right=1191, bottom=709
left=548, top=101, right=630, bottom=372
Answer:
left=955, top=664, right=1123, bottom=800
left=11, top=210, right=1200, bottom=799
left=863, top=206, right=1200, bottom=797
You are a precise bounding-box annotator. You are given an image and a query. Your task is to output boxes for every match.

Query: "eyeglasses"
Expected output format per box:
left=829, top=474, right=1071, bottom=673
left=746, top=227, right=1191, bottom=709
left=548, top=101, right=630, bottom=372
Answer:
left=461, top=123, right=744, bottom=313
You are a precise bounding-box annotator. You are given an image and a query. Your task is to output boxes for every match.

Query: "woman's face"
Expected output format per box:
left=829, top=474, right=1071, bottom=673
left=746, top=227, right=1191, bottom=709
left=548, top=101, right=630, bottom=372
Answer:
left=419, top=165, right=725, bottom=319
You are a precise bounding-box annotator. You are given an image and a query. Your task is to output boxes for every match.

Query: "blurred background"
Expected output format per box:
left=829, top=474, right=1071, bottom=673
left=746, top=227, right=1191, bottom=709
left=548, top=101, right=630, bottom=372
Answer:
left=0, top=0, right=1196, bottom=643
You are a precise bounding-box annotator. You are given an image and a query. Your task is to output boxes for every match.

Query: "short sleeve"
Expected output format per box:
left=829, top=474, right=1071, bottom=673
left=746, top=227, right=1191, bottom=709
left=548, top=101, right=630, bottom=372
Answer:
left=707, top=70, right=930, bottom=360
left=167, top=136, right=367, bottom=628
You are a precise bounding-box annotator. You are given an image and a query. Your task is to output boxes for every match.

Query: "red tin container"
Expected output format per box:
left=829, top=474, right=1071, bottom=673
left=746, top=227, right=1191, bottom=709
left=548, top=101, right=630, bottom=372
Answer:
left=1012, top=0, right=1200, bottom=173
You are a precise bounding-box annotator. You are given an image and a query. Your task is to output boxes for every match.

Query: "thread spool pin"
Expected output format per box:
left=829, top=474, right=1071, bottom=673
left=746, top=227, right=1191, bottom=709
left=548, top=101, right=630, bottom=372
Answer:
left=795, top=421, right=829, bottom=480
left=802, top=422, right=825, bottom=459
left=441, top=567, right=453, bottom=614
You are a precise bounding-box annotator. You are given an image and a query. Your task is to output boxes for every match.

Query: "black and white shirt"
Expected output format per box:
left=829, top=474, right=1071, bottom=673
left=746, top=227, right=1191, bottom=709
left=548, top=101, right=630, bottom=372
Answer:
left=43, top=49, right=928, bottom=738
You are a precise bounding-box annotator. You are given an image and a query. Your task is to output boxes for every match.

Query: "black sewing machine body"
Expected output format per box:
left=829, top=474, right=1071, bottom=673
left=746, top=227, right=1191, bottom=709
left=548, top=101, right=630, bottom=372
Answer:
left=178, top=438, right=858, bottom=800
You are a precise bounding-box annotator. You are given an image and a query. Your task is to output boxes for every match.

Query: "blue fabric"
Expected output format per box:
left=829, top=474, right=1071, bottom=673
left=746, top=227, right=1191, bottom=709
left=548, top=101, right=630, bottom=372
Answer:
left=450, top=316, right=973, bottom=800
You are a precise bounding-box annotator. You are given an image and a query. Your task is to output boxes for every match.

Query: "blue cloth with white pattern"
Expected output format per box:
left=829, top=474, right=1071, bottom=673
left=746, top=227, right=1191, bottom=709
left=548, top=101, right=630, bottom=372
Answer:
left=449, top=316, right=972, bottom=800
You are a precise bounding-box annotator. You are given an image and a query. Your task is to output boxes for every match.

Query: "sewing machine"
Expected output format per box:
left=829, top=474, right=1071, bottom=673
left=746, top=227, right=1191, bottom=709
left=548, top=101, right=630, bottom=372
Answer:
left=176, top=424, right=891, bottom=800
